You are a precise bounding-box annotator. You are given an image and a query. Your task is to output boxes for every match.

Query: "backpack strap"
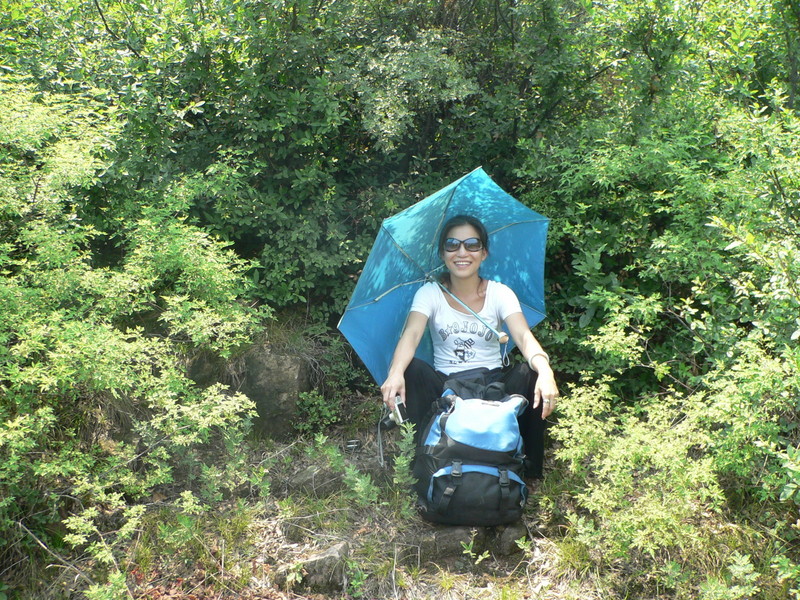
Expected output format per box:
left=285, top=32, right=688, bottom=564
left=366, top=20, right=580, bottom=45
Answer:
left=436, top=460, right=463, bottom=514
left=497, top=467, right=511, bottom=509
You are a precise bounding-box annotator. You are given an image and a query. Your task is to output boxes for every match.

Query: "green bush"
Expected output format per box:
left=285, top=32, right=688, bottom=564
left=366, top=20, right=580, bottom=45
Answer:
left=3, top=0, right=800, bottom=597
left=295, top=390, right=341, bottom=435
left=0, top=77, right=268, bottom=592
left=554, top=381, right=723, bottom=557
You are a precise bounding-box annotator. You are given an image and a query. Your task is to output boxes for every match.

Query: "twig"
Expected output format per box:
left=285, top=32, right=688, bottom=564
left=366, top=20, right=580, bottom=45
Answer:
left=30, top=173, right=43, bottom=204
left=221, top=538, right=225, bottom=587
left=92, top=0, right=142, bottom=58
left=17, top=520, right=95, bottom=586
left=391, top=544, right=399, bottom=599
left=0, top=555, right=27, bottom=581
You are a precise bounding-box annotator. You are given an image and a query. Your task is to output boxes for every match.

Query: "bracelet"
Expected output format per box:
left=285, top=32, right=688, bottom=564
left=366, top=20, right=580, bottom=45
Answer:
left=528, top=352, right=550, bottom=368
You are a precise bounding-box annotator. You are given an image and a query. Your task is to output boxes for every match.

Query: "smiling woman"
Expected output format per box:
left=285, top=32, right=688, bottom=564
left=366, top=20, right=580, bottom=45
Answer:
left=440, top=219, right=490, bottom=311
left=379, top=214, right=558, bottom=479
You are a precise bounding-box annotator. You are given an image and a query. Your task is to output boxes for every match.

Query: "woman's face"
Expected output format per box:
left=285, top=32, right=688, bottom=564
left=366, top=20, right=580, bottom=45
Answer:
left=441, top=224, right=487, bottom=279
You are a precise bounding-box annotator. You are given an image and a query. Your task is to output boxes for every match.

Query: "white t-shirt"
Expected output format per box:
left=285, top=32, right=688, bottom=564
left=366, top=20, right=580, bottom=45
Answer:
left=410, top=280, right=523, bottom=375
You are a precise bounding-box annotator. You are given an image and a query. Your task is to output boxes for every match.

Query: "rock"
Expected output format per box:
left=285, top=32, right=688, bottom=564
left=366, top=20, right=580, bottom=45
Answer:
left=241, top=345, right=311, bottom=439
left=496, top=522, right=528, bottom=555
left=272, top=563, right=296, bottom=591
left=416, top=526, right=488, bottom=561
left=288, top=464, right=345, bottom=498
left=413, top=523, right=531, bottom=561
left=437, top=526, right=487, bottom=556
left=188, top=342, right=311, bottom=439
left=302, top=541, right=350, bottom=592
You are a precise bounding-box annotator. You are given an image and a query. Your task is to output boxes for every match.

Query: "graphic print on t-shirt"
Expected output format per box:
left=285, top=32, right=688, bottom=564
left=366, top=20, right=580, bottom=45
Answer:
left=410, top=281, right=520, bottom=373
left=452, top=337, right=476, bottom=363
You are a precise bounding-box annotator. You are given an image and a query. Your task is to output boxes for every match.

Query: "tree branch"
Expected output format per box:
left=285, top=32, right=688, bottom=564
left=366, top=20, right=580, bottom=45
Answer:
left=17, top=521, right=95, bottom=586
left=92, top=0, right=142, bottom=59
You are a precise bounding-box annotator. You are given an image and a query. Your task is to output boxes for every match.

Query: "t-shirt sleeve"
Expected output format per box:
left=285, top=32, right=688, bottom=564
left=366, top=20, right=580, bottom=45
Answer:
left=410, top=282, right=438, bottom=318
left=495, top=282, right=523, bottom=321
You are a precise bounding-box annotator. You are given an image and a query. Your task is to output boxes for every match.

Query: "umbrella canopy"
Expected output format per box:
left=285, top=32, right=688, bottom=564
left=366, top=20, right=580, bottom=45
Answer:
left=338, top=167, right=549, bottom=384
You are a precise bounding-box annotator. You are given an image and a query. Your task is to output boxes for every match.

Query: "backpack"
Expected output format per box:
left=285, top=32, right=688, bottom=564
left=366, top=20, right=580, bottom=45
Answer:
left=412, top=385, right=529, bottom=526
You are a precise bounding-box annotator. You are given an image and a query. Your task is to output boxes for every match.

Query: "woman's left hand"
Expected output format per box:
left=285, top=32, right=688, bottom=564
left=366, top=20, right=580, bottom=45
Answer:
left=503, top=312, right=560, bottom=418
left=534, top=369, right=559, bottom=419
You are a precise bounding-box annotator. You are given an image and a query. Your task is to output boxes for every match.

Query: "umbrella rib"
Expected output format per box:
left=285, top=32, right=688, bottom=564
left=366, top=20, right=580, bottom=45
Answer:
left=373, top=277, right=427, bottom=302
left=386, top=229, right=427, bottom=274
left=489, top=218, right=548, bottom=236
left=345, top=277, right=429, bottom=310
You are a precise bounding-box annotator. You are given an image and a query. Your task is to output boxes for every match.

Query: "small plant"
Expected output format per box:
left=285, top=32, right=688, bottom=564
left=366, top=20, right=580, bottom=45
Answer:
left=85, top=570, right=130, bottom=600
left=392, top=422, right=417, bottom=489
left=461, top=532, right=490, bottom=566
left=295, top=390, right=341, bottom=435
left=699, top=552, right=761, bottom=600
left=658, top=560, right=690, bottom=592
left=346, top=557, right=369, bottom=598
left=284, top=562, right=305, bottom=591
left=390, top=422, right=418, bottom=518
left=306, top=433, right=345, bottom=471
left=497, top=584, right=523, bottom=600
left=553, top=513, right=595, bottom=578
left=343, top=464, right=380, bottom=508
left=514, top=536, right=533, bottom=554
left=772, top=554, right=800, bottom=600
left=437, top=566, right=457, bottom=592
left=779, top=445, right=800, bottom=503
left=62, top=502, right=146, bottom=597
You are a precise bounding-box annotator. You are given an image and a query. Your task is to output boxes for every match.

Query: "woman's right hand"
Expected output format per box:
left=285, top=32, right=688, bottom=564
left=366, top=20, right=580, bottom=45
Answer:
left=380, top=311, right=428, bottom=410
left=380, top=372, right=406, bottom=410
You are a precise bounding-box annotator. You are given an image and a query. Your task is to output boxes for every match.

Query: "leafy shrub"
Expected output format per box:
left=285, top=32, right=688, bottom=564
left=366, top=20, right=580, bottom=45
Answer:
left=390, top=423, right=418, bottom=519
left=553, top=381, right=723, bottom=557
left=532, top=45, right=800, bottom=594
left=4, top=0, right=800, bottom=597
left=295, top=390, right=341, bottom=435
left=0, top=77, right=267, bottom=593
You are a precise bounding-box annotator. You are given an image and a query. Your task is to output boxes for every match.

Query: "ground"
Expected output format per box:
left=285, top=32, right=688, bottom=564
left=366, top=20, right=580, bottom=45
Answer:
left=122, top=412, right=598, bottom=600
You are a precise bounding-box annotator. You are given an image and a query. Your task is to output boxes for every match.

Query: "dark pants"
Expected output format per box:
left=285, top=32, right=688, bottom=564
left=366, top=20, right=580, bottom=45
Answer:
left=403, top=358, right=545, bottom=478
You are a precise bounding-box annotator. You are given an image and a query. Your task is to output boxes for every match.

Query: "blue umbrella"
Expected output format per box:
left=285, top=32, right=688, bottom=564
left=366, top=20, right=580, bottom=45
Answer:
left=338, top=167, right=549, bottom=384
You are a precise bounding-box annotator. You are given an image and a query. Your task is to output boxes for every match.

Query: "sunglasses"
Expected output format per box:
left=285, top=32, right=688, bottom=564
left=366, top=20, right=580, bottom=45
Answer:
left=443, top=237, right=484, bottom=253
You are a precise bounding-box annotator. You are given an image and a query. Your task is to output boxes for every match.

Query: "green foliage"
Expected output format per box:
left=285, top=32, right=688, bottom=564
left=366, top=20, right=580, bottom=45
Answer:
left=392, top=422, right=417, bottom=491
left=349, top=30, right=480, bottom=153
left=553, top=383, right=724, bottom=561
left=700, top=552, right=761, bottom=600
left=4, top=0, right=800, bottom=596
left=295, top=390, right=341, bottom=435
left=343, top=464, right=381, bottom=508
left=0, top=76, right=267, bottom=593
left=461, top=534, right=490, bottom=566
left=130, top=494, right=256, bottom=592
left=688, top=340, right=799, bottom=500
left=390, top=422, right=418, bottom=519
left=779, top=445, right=800, bottom=504
left=345, top=555, right=369, bottom=598
left=536, top=41, right=800, bottom=589
left=305, top=432, right=346, bottom=472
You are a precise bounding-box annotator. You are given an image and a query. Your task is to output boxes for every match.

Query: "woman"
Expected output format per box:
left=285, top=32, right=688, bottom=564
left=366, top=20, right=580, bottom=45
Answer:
left=380, top=214, right=559, bottom=478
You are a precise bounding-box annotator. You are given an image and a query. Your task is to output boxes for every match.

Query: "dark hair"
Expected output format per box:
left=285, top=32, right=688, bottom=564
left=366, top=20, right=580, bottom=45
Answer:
left=438, top=214, right=490, bottom=255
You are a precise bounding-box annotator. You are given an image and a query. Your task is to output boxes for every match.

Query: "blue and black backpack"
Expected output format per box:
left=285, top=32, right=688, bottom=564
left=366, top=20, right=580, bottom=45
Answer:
left=412, top=385, right=529, bottom=526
